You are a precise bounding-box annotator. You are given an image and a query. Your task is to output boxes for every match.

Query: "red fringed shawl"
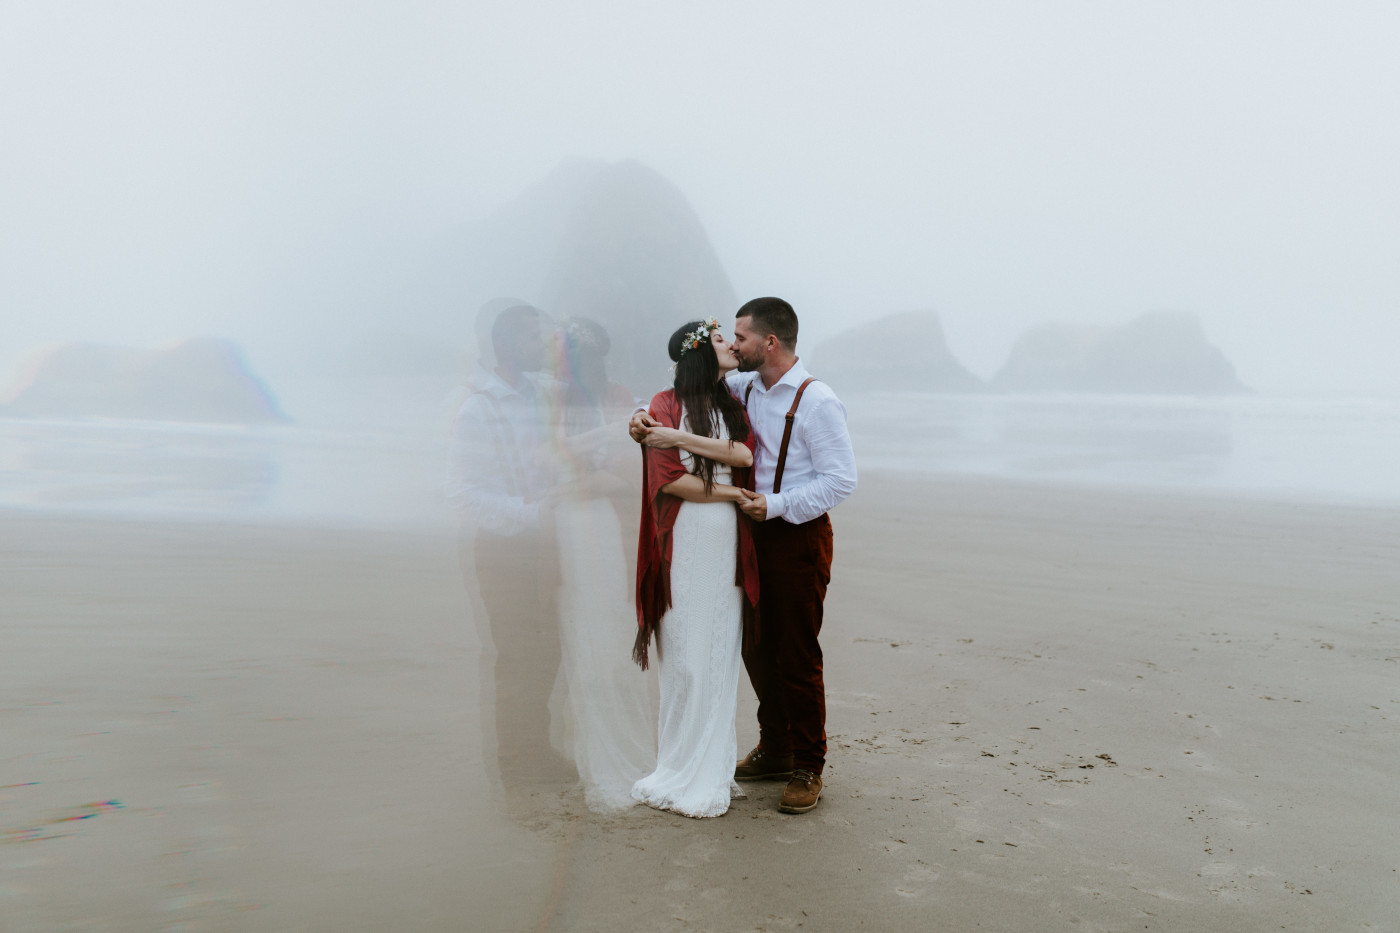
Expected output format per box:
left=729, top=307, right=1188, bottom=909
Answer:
left=633, top=389, right=760, bottom=669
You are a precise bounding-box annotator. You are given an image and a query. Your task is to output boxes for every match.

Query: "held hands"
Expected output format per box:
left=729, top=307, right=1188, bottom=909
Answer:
left=628, top=411, right=685, bottom=450
left=628, top=410, right=658, bottom=443
left=629, top=408, right=764, bottom=518
left=737, top=489, right=767, bottom=521
left=640, top=426, right=683, bottom=449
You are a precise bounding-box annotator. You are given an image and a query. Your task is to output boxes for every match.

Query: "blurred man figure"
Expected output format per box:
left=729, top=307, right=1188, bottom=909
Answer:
left=447, top=304, right=573, bottom=795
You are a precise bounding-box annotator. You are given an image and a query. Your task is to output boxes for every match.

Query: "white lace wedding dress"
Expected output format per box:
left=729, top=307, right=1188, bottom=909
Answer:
left=630, top=437, right=745, bottom=819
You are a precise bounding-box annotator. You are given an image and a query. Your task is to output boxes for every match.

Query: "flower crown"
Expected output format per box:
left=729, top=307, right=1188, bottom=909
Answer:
left=564, top=319, right=608, bottom=354
left=679, top=318, right=720, bottom=356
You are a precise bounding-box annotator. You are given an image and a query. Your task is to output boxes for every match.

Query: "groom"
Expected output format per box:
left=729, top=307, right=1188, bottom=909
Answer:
left=631, top=297, right=857, bottom=813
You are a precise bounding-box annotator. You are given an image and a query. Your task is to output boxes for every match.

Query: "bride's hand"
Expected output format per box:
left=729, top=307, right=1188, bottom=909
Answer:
left=640, top=426, right=683, bottom=449
left=628, top=410, right=657, bottom=443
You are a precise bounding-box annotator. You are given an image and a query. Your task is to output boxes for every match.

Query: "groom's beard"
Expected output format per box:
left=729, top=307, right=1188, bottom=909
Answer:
left=734, top=351, right=760, bottom=372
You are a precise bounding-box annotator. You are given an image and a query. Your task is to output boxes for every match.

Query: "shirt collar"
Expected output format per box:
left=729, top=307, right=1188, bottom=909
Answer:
left=771, top=357, right=810, bottom=392
left=478, top=371, right=535, bottom=400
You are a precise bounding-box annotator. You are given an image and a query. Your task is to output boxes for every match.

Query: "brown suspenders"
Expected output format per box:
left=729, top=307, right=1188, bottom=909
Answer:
left=744, top=376, right=817, bottom=494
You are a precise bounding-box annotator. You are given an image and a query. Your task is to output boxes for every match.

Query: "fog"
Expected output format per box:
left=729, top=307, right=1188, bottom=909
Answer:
left=5, top=8, right=1400, bottom=929
left=4, top=1, right=1399, bottom=405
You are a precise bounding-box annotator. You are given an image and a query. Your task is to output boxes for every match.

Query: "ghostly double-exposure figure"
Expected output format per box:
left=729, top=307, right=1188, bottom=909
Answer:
left=447, top=303, right=653, bottom=815
left=551, top=318, right=656, bottom=811
left=448, top=305, right=573, bottom=797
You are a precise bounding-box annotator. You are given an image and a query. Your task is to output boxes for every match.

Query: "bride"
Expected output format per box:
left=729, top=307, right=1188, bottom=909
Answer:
left=631, top=318, right=759, bottom=819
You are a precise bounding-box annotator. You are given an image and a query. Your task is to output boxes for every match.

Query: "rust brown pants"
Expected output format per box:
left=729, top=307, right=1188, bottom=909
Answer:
left=744, top=513, right=834, bottom=773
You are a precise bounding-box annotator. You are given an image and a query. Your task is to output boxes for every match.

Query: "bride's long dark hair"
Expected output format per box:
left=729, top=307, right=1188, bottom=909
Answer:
left=668, top=320, right=749, bottom=493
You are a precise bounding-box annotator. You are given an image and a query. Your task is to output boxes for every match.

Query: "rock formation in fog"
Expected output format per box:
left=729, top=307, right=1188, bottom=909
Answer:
left=4, top=338, right=286, bottom=423
left=425, top=159, right=608, bottom=322
left=993, top=310, right=1248, bottom=395
left=541, top=160, right=736, bottom=394
left=805, top=310, right=985, bottom=393
left=409, top=158, right=734, bottom=394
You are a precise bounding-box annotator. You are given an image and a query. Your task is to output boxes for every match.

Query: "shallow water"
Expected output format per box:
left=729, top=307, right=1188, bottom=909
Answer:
left=847, top=392, right=1400, bottom=506
left=0, top=417, right=446, bottom=527
left=2, top=392, right=1396, bottom=527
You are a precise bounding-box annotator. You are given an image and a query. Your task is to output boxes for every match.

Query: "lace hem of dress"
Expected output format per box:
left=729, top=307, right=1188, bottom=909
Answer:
left=630, top=780, right=744, bottom=819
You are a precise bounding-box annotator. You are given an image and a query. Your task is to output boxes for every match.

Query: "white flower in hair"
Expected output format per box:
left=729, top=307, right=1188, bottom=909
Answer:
left=679, top=318, right=720, bottom=356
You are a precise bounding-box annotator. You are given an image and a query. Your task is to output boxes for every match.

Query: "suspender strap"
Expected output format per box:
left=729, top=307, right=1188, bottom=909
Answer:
left=773, top=377, right=817, bottom=495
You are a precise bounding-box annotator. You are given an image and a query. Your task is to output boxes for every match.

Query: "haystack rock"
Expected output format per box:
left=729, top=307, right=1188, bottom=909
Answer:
left=540, top=160, right=736, bottom=394
left=411, top=159, right=735, bottom=395
left=993, top=311, right=1249, bottom=395
left=423, top=158, right=608, bottom=326
left=4, top=338, right=286, bottom=423
left=806, top=311, right=985, bottom=393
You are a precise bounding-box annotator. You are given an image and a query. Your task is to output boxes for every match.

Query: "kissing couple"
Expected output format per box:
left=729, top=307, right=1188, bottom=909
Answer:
left=627, top=296, right=858, bottom=818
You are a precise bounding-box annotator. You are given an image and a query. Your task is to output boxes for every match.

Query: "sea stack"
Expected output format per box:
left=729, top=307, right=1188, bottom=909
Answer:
left=540, top=160, right=736, bottom=395
left=806, top=310, right=985, bottom=393
left=993, top=310, right=1248, bottom=395
left=4, top=338, right=286, bottom=423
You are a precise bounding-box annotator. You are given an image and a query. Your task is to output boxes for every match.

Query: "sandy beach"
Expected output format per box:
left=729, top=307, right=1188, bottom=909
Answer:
left=3, top=472, right=1397, bottom=932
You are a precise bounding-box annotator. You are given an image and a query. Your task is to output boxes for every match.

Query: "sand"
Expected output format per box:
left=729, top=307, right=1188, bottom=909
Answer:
left=2, top=474, right=1397, bottom=932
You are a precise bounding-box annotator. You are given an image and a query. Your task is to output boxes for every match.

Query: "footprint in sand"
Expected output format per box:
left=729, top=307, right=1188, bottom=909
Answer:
left=894, top=865, right=939, bottom=897
left=952, top=816, right=988, bottom=839
left=1199, top=860, right=1256, bottom=904
left=668, top=837, right=719, bottom=868
left=772, top=817, right=819, bottom=846
left=1209, top=796, right=1256, bottom=830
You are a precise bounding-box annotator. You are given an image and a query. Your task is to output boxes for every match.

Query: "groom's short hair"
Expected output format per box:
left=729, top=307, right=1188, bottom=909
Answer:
left=736, top=297, right=798, bottom=351
left=491, top=304, right=542, bottom=360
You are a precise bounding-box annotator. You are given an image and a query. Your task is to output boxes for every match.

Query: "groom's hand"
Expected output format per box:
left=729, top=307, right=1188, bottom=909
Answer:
left=628, top=410, right=658, bottom=443
left=737, top=490, right=767, bottom=521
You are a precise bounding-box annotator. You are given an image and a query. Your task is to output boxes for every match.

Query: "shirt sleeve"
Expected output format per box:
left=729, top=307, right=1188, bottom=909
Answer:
left=765, top=394, right=857, bottom=524
left=445, top=395, right=540, bottom=534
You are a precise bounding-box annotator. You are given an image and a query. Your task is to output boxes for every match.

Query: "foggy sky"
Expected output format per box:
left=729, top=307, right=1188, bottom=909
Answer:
left=3, top=1, right=1398, bottom=397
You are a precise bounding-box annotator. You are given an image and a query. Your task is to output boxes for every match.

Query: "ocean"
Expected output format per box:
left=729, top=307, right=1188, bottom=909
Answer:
left=846, top=393, right=1400, bottom=506
left=1, top=392, right=1397, bottom=526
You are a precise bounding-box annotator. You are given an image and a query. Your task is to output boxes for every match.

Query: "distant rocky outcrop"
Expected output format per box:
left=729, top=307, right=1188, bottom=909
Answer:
left=424, top=158, right=609, bottom=322
left=993, top=311, right=1248, bottom=395
left=806, top=310, right=985, bottom=393
left=541, top=160, right=736, bottom=393
left=410, top=158, right=736, bottom=395
left=4, top=338, right=286, bottom=423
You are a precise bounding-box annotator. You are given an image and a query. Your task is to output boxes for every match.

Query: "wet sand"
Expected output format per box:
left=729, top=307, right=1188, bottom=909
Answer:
left=2, top=474, right=1397, bottom=931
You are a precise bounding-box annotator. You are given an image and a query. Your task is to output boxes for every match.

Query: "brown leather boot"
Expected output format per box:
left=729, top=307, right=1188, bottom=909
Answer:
left=734, top=746, right=794, bottom=782
left=778, top=769, right=822, bottom=813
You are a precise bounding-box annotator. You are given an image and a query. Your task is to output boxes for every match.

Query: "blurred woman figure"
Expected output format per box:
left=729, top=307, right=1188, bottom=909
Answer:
left=551, top=318, right=656, bottom=812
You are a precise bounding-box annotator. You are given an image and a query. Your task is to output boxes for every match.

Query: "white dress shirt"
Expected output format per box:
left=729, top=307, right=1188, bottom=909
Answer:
left=445, top=371, right=555, bottom=534
left=726, top=360, right=857, bottom=524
